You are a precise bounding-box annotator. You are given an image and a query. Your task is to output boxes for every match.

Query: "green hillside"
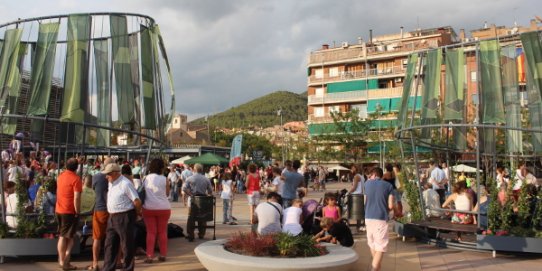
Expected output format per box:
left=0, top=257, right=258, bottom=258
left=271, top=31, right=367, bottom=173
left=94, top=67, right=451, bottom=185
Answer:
left=192, top=90, right=307, bottom=129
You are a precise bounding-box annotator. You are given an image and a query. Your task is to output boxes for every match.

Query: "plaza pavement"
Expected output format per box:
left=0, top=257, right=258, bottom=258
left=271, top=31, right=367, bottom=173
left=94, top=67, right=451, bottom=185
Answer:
left=1, top=182, right=541, bottom=271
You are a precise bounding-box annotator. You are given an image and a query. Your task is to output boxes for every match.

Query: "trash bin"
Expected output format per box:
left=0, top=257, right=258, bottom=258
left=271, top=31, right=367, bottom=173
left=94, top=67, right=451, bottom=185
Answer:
left=347, top=194, right=364, bottom=220
left=190, top=196, right=215, bottom=221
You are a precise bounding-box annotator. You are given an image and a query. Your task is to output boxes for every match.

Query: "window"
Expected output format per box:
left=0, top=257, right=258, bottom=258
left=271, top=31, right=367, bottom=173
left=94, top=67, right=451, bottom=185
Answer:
left=315, top=68, right=323, bottom=79
left=350, top=104, right=368, bottom=119
left=329, top=106, right=340, bottom=115
left=314, top=107, right=324, bottom=117
left=315, top=87, right=324, bottom=97
left=329, top=67, right=339, bottom=77
left=470, top=71, right=477, bottom=82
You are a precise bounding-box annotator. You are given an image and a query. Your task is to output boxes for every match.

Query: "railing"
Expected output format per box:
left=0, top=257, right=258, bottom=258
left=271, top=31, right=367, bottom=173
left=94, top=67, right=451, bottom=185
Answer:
left=308, top=66, right=405, bottom=85
left=308, top=86, right=403, bottom=105
left=308, top=90, right=367, bottom=105
left=308, top=39, right=439, bottom=65
left=367, top=86, right=403, bottom=98
left=308, top=115, right=335, bottom=123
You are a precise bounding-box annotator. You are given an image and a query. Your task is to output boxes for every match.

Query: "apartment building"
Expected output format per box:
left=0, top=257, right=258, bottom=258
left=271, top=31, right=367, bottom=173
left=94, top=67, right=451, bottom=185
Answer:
left=306, top=26, right=457, bottom=141
left=307, top=20, right=542, bottom=161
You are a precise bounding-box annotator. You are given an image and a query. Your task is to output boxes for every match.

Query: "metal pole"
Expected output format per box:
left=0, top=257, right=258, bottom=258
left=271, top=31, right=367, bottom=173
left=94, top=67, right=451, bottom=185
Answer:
left=411, top=52, right=426, bottom=220
left=475, top=43, right=482, bottom=228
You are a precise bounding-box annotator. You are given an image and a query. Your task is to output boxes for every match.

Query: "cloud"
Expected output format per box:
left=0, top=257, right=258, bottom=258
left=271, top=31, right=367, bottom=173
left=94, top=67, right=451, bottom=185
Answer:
left=0, top=0, right=538, bottom=118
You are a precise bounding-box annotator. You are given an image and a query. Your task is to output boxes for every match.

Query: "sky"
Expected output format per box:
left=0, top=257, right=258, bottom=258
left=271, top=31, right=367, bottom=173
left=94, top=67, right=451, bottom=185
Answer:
left=0, top=0, right=538, bottom=120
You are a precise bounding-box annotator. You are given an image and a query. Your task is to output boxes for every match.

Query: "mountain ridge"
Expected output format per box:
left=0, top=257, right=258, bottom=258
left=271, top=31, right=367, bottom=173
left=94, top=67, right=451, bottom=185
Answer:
left=190, top=90, right=307, bottom=129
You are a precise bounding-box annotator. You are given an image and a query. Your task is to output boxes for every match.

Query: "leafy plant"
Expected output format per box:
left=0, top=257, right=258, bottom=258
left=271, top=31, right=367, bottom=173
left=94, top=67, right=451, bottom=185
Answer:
left=0, top=222, right=8, bottom=239
left=398, top=167, right=422, bottom=223
left=275, top=232, right=325, bottom=257
left=224, top=232, right=327, bottom=258
left=14, top=176, right=47, bottom=238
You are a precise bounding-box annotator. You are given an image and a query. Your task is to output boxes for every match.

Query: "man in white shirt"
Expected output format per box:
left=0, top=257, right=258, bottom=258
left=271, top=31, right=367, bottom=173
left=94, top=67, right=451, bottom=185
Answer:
left=167, top=166, right=180, bottom=202
left=253, top=192, right=283, bottom=235
left=428, top=161, right=447, bottom=205
left=180, top=165, right=193, bottom=206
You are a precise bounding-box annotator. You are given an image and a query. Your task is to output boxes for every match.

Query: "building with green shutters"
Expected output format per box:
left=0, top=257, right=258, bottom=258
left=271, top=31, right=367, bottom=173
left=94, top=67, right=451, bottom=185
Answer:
left=306, top=26, right=456, bottom=158
left=306, top=21, right=542, bottom=163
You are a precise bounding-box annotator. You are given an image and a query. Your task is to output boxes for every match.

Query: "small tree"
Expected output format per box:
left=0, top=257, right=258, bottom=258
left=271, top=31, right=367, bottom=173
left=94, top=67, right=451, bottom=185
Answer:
left=323, top=109, right=371, bottom=163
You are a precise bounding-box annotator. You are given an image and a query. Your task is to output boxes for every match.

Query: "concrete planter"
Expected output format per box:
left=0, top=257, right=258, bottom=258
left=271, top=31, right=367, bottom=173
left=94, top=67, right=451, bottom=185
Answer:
left=393, top=221, right=418, bottom=238
left=0, top=236, right=80, bottom=262
left=476, top=234, right=542, bottom=253
left=195, top=239, right=359, bottom=271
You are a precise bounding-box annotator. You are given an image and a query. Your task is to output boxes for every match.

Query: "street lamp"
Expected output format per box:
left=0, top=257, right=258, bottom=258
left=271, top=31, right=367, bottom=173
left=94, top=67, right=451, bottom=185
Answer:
left=278, top=107, right=285, bottom=165
left=376, top=102, right=383, bottom=168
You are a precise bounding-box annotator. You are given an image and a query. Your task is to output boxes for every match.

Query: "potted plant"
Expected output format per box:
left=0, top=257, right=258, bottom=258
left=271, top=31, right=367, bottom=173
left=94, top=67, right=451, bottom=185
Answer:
left=0, top=176, right=79, bottom=261
left=476, top=175, right=542, bottom=253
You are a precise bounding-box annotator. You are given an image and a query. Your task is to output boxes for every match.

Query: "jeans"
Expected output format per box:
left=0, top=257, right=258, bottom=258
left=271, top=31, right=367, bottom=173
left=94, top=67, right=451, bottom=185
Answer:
left=170, top=185, right=179, bottom=202
left=222, top=198, right=233, bottom=223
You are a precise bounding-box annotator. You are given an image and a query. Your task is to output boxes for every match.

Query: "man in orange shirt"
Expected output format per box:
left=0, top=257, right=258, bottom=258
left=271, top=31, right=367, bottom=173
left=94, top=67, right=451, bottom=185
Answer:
left=56, top=158, right=82, bottom=271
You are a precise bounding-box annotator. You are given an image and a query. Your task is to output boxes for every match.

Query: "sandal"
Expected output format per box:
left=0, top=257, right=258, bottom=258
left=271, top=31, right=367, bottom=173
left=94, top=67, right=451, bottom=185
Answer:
left=86, top=265, right=100, bottom=271
left=144, top=258, right=153, bottom=264
left=62, top=263, right=78, bottom=271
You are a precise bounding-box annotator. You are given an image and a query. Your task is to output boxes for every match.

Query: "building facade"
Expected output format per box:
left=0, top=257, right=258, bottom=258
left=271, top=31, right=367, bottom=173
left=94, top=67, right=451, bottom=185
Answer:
left=306, top=20, right=542, bottom=161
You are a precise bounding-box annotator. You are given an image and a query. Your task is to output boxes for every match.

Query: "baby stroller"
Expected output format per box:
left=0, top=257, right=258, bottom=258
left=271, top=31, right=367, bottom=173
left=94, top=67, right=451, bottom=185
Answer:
left=301, top=199, right=323, bottom=235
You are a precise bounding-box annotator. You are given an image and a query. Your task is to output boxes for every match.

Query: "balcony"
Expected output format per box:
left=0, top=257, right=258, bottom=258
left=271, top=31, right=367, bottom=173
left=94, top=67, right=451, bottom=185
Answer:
left=308, top=90, right=367, bottom=105
left=308, top=66, right=405, bottom=85
left=307, top=39, right=439, bottom=66
left=308, top=86, right=403, bottom=105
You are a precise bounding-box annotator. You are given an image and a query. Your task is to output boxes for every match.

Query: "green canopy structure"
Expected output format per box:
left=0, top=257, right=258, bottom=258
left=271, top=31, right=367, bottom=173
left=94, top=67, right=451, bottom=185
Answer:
left=184, top=153, right=229, bottom=165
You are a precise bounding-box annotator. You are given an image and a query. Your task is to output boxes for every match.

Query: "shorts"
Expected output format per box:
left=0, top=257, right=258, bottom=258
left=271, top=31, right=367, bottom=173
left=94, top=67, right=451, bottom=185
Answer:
left=56, top=213, right=80, bottom=238
left=392, top=190, right=402, bottom=203
left=247, top=191, right=260, bottom=206
left=451, top=213, right=473, bottom=224
left=365, top=219, right=389, bottom=252
left=92, top=210, right=109, bottom=240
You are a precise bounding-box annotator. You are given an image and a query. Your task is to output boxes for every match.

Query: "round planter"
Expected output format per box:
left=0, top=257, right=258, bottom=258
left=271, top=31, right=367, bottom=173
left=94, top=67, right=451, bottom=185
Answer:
left=195, top=239, right=359, bottom=271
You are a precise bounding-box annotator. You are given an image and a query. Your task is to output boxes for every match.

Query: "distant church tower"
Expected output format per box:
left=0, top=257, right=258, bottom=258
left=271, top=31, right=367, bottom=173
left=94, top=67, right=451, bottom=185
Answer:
left=171, top=114, right=188, bottom=131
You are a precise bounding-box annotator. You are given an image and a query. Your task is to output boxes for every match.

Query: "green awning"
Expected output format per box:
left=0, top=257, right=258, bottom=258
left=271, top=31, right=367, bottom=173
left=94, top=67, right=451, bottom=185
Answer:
left=369, top=119, right=397, bottom=129
left=367, top=142, right=431, bottom=154
left=367, top=99, right=391, bottom=113
left=408, top=96, right=422, bottom=111
left=327, top=79, right=378, bottom=93
left=309, top=123, right=339, bottom=136
left=392, top=96, right=423, bottom=112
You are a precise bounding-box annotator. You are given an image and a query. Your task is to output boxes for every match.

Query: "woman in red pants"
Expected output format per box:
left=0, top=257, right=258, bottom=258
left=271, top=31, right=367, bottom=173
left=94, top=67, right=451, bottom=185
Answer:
left=141, top=158, right=171, bottom=263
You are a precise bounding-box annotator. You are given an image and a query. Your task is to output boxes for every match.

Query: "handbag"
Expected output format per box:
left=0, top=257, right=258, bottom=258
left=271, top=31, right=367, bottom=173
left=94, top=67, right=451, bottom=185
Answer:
left=137, top=177, right=146, bottom=204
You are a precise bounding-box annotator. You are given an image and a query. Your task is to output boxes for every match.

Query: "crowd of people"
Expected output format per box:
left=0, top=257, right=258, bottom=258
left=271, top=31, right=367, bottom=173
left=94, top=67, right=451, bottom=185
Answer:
left=4, top=138, right=489, bottom=271
left=0, top=140, right=406, bottom=271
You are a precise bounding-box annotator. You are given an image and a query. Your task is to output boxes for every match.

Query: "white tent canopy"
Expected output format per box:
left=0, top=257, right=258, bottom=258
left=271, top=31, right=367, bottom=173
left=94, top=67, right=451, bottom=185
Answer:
left=327, top=165, right=350, bottom=171
left=170, top=155, right=192, bottom=165
left=451, top=164, right=482, bottom=173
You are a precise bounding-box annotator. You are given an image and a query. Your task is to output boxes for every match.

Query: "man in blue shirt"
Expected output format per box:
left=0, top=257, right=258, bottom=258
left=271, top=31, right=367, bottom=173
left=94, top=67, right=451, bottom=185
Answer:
left=364, top=167, right=394, bottom=271
left=281, top=160, right=305, bottom=208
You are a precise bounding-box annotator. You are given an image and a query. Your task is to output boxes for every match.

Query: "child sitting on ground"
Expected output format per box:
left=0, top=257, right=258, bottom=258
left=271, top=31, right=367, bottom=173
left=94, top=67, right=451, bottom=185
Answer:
left=282, top=199, right=303, bottom=236
left=313, top=217, right=353, bottom=247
